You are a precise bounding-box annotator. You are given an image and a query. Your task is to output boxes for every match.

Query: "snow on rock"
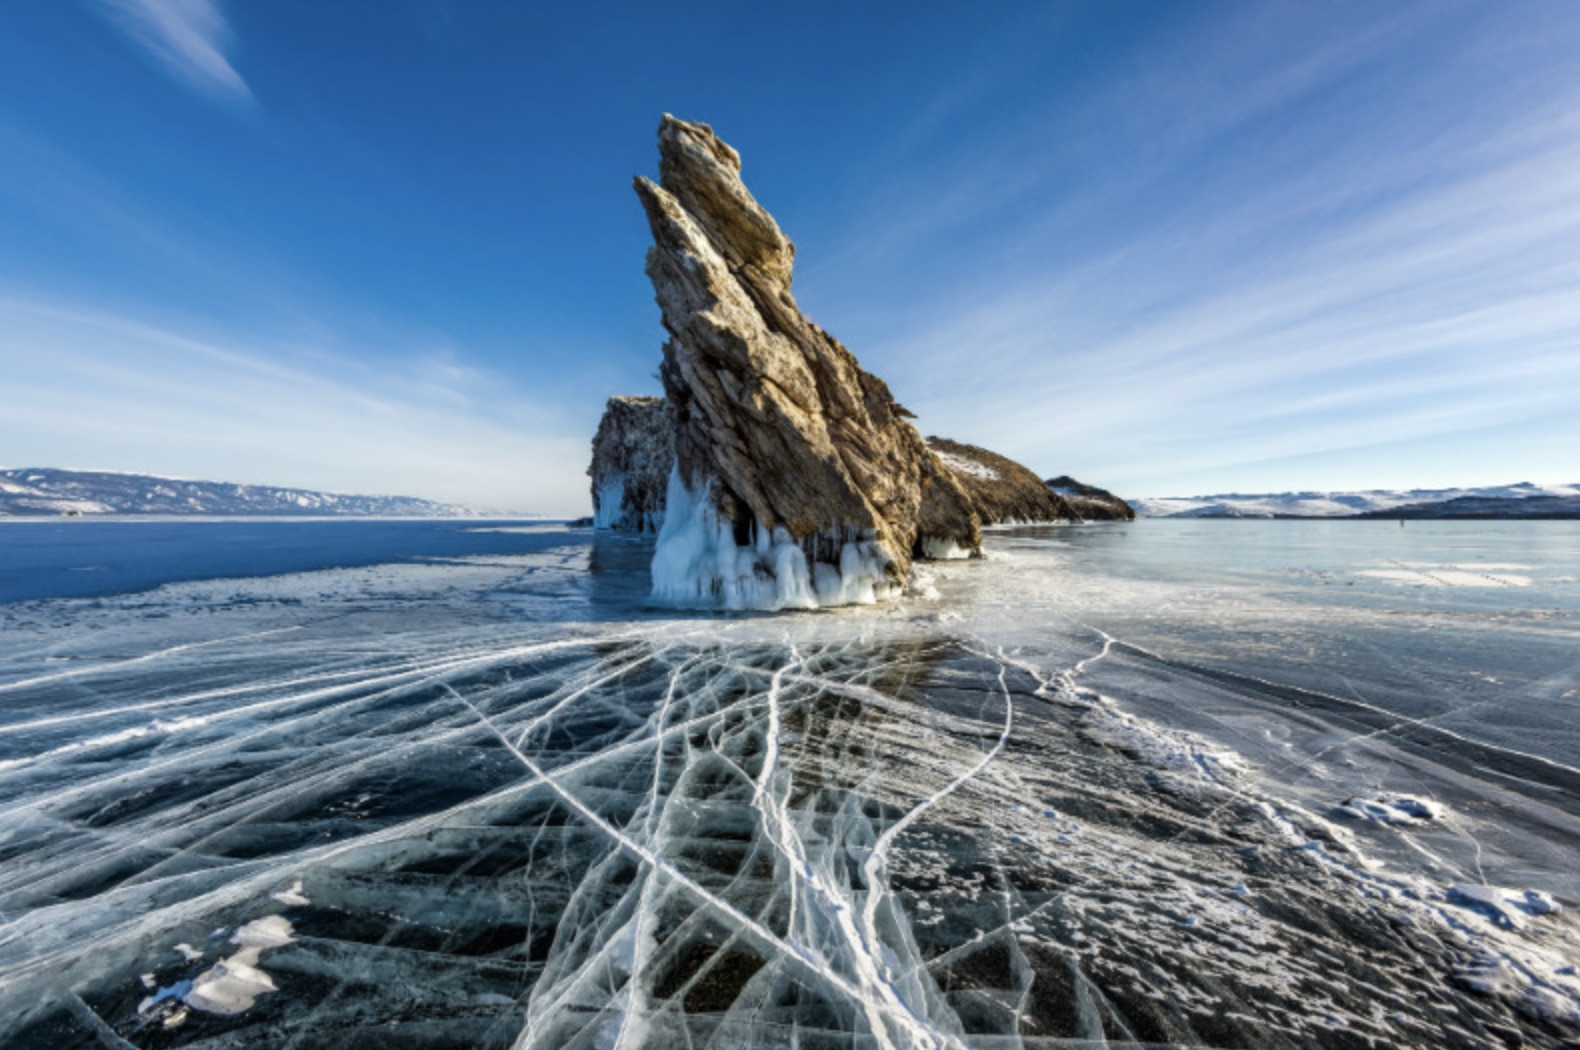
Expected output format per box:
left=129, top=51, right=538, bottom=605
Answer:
left=634, top=115, right=981, bottom=608
left=926, top=437, right=1077, bottom=525
left=932, top=449, right=1000, bottom=483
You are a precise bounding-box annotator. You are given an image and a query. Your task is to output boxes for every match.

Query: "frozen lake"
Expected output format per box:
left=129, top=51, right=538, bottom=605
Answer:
left=1, top=518, right=1577, bottom=1048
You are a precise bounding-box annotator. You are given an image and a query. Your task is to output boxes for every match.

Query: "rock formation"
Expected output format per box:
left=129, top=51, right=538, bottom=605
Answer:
left=1045, top=475, right=1136, bottom=521
left=927, top=437, right=1076, bottom=525
left=588, top=396, right=674, bottom=531
left=633, top=115, right=980, bottom=608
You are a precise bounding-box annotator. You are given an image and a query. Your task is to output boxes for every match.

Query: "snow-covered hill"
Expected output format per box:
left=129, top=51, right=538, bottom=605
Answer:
left=1133, top=482, right=1580, bottom=519
left=0, top=468, right=478, bottom=517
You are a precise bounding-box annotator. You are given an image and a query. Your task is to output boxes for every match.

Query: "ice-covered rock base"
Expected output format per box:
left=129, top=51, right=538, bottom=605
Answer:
left=651, top=469, right=900, bottom=609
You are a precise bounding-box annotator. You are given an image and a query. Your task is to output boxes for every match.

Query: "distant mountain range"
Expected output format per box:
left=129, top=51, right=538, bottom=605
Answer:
left=1133, top=482, right=1580, bottom=519
left=0, top=468, right=479, bottom=518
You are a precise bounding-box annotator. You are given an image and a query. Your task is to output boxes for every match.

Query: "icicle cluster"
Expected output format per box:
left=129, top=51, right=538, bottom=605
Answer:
left=651, top=470, right=901, bottom=610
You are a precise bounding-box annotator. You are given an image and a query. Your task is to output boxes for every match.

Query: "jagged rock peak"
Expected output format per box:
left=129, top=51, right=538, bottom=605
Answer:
left=588, top=396, right=674, bottom=532
left=653, top=115, right=795, bottom=285
left=633, top=115, right=981, bottom=609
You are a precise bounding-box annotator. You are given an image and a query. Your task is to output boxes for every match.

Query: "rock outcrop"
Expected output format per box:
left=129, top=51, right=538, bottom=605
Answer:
left=588, top=396, right=674, bottom=531
left=1045, top=476, right=1135, bottom=521
left=927, top=437, right=1075, bottom=525
left=633, top=115, right=980, bottom=608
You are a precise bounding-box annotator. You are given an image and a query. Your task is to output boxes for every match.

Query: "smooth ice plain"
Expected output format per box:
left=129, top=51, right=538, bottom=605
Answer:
left=1, top=519, right=1579, bottom=1048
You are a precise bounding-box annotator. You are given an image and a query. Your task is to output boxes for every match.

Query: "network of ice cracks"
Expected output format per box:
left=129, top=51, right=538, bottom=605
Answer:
left=1, top=545, right=1579, bottom=1049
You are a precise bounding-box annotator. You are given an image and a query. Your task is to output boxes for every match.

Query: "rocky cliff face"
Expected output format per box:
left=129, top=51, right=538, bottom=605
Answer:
left=1045, top=476, right=1135, bottom=521
left=633, top=115, right=980, bottom=608
left=927, top=437, right=1075, bottom=526
left=587, top=396, right=674, bottom=531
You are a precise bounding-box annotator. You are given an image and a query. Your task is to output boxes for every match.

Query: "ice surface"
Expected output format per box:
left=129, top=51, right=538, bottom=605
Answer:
left=1, top=518, right=1578, bottom=1047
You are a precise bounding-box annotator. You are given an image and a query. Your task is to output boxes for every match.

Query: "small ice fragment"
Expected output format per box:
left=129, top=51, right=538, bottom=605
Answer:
left=174, top=943, right=203, bottom=962
left=1229, top=884, right=1249, bottom=897
left=141, top=973, right=157, bottom=989
left=231, top=915, right=294, bottom=948
left=139, top=979, right=193, bottom=1015
left=1446, top=885, right=1559, bottom=930
left=1341, top=793, right=1444, bottom=824
left=1522, top=890, right=1561, bottom=916
left=270, top=879, right=310, bottom=907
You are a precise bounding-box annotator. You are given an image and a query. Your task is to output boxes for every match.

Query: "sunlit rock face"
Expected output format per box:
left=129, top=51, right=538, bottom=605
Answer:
left=1045, top=475, right=1136, bottom=521
left=589, top=396, right=674, bottom=532
left=927, top=437, right=1075, bottom=528
left=633, top=115, right=980, bottom=609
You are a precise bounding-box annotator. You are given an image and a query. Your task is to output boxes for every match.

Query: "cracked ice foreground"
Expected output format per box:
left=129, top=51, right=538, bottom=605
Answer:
left=2, top=522, right=1580, bottom=1048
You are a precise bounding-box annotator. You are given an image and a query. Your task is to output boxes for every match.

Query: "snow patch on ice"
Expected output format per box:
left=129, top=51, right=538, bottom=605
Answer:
left=1357, top=564, right=1533, bottom=588
left=1447, top=885, right=1562, bottom=931
left=1079, top=703, right=1249, bottom=796
left=184, top=915, right=295, bottom=1016
left=1341, top=794, right=1445, bottom=825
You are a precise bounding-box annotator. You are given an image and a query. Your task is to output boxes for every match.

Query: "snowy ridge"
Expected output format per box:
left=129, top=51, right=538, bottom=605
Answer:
left=1134, top=481, right=1580, bottom=518
left=0, top=467, right=477, bottom=517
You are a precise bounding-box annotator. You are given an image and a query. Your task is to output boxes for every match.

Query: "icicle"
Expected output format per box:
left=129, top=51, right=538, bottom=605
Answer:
left=649, top=468, right=898, bottom=610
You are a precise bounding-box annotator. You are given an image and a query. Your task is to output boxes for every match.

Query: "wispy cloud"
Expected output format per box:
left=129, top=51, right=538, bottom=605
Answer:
left=796, top=5, right=1580, bottom=497
left=0, top=293, right=589, bottom=514
left=94, top=0, right=252, bottom=104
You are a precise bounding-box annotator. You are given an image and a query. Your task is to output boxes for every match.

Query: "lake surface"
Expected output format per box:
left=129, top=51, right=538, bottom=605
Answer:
left=1, top=518, right=1577, bottom=1048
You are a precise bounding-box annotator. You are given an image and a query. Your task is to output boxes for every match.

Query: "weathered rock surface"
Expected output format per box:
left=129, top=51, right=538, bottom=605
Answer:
left=1045, top=475, right=1136, bottom=521
left=927, top=437, right=1075, bottom=526
left=588, top=396, right=674, bottom=531
left=633, top=115, right=980, bottom=607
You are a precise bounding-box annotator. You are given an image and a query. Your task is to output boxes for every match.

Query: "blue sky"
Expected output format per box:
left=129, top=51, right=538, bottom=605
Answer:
left=1, top=1, right=1577, bottom=514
